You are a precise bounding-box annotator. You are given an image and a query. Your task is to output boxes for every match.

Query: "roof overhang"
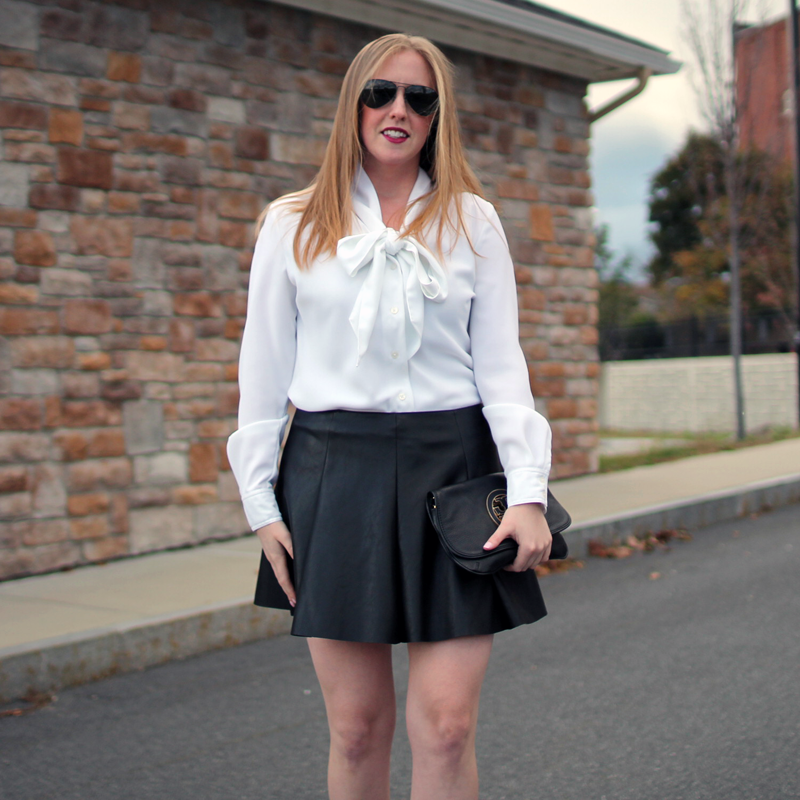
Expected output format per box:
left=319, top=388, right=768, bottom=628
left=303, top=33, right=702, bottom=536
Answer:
left=267, top=0, right=681, bottom=83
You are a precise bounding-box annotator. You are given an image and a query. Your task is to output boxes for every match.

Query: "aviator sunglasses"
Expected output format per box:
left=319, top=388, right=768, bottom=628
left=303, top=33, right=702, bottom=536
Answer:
left=360, top=79, right=439, bottom=117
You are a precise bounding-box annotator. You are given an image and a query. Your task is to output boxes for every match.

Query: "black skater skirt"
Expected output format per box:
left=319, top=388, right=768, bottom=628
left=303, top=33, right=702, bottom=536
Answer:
left=254, top=403, right=547, bottom=643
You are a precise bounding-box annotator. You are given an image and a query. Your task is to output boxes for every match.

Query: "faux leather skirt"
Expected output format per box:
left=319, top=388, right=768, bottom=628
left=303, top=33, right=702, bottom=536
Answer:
left=254, top=404, right=547, bottom=643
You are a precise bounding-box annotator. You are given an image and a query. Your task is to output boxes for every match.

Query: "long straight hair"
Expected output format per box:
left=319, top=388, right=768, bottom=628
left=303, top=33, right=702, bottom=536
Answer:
left=256, top=33, right=485, bottom=268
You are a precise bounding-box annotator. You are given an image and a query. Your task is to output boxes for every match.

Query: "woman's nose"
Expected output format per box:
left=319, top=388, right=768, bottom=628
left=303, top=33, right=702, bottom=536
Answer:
left=388, top=88, right=408, bottom=117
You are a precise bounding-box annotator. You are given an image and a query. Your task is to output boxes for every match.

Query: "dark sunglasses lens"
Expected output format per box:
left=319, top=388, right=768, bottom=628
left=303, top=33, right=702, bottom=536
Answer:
left=405, top=87, right=439, bottom=116
left=361, top=80, right=397, bottom=109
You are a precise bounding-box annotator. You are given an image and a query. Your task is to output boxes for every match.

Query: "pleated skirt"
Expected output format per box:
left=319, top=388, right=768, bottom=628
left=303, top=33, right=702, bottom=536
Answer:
left=254, top=404, right=547, bottom=643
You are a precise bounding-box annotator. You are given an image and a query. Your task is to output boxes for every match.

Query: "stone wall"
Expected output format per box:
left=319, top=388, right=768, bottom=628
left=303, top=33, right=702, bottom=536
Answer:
left=0, top=0, right=596, bottom=579
left=599, top=354, right=799, bottom=433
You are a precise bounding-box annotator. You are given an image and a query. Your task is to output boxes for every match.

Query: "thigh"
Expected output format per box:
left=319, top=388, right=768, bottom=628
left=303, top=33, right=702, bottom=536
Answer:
left=307, top=638, right=395, bottom=721
left=405, top=635, right=493, bottom=725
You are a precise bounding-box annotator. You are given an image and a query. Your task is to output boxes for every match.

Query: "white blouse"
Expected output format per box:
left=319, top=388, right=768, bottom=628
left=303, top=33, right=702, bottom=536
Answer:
left=226, top=167, right=552, bottom=531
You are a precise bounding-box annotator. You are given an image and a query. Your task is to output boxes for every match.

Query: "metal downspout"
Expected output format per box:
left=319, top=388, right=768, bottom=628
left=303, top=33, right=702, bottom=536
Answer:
left=589, top=67, right=652, bottom=123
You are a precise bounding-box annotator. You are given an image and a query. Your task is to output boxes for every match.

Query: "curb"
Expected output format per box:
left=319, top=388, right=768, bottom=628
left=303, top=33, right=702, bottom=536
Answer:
left=0, top=598, right=291, bottom=705
left=567, top=473, right=800, bottom=549
left=2, top=474, right=799, bottom=704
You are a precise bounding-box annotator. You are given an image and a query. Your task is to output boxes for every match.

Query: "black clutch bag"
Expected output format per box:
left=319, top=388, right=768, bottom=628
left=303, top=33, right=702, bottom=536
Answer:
left=426, top=472, right=571, bottom=575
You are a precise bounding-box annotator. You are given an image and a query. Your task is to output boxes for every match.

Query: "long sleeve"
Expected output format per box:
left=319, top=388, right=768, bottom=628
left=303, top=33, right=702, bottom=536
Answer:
left=226, top=204, right=298, bottom=529
left=468, top=198, right=552, bottom=508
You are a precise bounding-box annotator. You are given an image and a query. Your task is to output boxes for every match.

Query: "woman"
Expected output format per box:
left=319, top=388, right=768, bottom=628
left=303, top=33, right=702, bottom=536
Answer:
left=227, top=33, right=553, bottom=800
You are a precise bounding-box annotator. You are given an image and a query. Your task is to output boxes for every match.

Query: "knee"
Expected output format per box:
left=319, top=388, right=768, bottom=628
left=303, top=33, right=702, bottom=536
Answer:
left=409, top=706, right=475, bottom=763
left=330, top=709, right=394, bottom=766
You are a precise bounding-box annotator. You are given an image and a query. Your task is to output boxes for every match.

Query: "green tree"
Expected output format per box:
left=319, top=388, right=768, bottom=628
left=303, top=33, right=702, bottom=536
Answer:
left=595, top=224, right=639, bottom=330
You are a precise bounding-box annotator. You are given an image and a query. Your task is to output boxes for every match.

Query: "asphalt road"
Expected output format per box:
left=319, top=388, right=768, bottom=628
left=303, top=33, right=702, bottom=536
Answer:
left=2, top=503, right=798, bottom=800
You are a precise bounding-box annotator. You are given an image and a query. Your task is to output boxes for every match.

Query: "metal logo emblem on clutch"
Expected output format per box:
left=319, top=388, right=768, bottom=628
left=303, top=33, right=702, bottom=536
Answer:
left=486, top=489, right=507, bottom=525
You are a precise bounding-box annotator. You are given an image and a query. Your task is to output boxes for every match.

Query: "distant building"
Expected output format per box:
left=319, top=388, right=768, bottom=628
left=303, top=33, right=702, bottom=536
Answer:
left=735, top=16, right=794, bottom=161
left=0, top=0, right=676, bottom=579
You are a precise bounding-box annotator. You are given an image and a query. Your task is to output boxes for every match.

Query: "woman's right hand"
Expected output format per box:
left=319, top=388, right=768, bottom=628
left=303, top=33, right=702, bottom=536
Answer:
left=256, top=520, right=296, bottom=607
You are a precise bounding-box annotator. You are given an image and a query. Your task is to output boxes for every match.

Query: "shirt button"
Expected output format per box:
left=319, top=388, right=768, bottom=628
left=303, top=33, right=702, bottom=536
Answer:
left=390, top=306, right=398, bottom=314
left=398, top=392, right=406, bottom=401
left=391, top=352, right=398, bottom=359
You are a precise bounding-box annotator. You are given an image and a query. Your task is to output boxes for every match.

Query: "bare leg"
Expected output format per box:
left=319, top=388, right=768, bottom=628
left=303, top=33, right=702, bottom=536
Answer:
left=405, top=635, right=493, bottom=800
left=307, top=638, right=396, bottom=800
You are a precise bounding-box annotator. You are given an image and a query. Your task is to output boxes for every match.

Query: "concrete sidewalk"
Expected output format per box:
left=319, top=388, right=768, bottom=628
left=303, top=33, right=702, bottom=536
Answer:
left=2, top=438, right=799, bottom=704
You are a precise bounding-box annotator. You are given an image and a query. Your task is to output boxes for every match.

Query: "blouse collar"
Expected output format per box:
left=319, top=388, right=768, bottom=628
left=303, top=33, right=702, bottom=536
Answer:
left=352, top=166, right=432, bottom=231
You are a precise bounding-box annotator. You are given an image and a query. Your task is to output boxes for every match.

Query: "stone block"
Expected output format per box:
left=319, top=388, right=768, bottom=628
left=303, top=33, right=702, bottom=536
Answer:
left=133, top=451, right=188, bottom=486
left=218, top=191, right=261, bottom=220
left=57, top=148, right=113, bottom=189
left=14, top=230, right=55, bottom=266
left=112, top=102, right=150, bottom=131
left=174, top=63, right=231, bottom=95
left=207, top=96, right=245, bottom=124
left=123, top=400, right=164, bottom=455
left=150, top=107, right=208, bottom=138
left=40, top=40, right=106, bottom=77
left=0, top=431, right=49, bottom=462
left=63, top=371, right=99, bottom=398
left=131, top=237, right=165, bottom=289
left=124, top=351, right=184, bottom=382
left=67, top=492, right=111, bottom=516
left=87, top=5, right=147, bottom=50
left=0, top=101, right=47, bottom=129
left=189, top=442, right=218, bottom=482
left=70, top=217, right=133, bottom=257
left=270, top=134, right=326, bottom=166
left=40, top=7, right=81, bottom=41
left=67, top=457, right=132, bottom=492
left=0, top=466, right=28, bottom=494
left=88, top=429, right=125, bottom=458
left=48, top=107, right=83, bottom=146
left=169, top=319, right=195, bottom=352
left=167, top=88, right=206, bottom=112
left=0, top=491, right=30, bottom=519
left=0, top=283, right=37, bottom=303
left=40, top=268, right=92, bottom=297
left=0, top=308, right=59, bottom=335
left=0, top=207, right=35, bottom=227
left=160, top=156, right=203, bottom=186
left=63, top=299, right=113, bottom=334
left=107, top=52, right=141, bottom=83
left=31, top=462, right=67, bottom=518
left=28, top=184, right=80, bottom=211
left=211, top=4, right=245, bottom=47
left=173, top=292, right=222, bottom=317
left=0, top=67, right=77, bottom=105
left=194, top=501, right=248, bottom=538
left=172, top=484, right=217, bottom=505
left=0, top=162, right=29, bottom=207
left=128, top=505, right=194, bottom=552
left=11, top=369, right=58, bottom=395
left=530, top=204, right=555, bottom=241
left=235, top=127, right=269, bottom=160
left=0, top=0, right=38, bottom=50
left=83, top=535, right=128, bottom=561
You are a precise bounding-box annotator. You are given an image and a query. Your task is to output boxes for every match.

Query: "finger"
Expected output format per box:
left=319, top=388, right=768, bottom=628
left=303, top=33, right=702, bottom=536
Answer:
left=483, top=524, right=513, bottom=550
left=276, top=526, right=294, bottom=560
left=268, top=550, right=296, bottom=607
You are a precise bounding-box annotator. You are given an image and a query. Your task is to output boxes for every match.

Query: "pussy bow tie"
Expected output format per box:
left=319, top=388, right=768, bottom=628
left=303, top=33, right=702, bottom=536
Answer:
left=337, top=227, right=448, bottom=364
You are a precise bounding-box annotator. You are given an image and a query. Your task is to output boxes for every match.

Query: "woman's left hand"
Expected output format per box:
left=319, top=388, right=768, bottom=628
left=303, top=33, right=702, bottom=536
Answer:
left=482, top=502, right=552, bottom=571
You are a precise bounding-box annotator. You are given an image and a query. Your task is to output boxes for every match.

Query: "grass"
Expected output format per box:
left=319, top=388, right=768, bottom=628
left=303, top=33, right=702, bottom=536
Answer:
left=598, top=426, right=800, bottom=473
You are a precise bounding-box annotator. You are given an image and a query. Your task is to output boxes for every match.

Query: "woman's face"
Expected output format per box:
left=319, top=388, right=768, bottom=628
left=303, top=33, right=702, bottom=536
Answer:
left=359, top=49, right=436, bottom=174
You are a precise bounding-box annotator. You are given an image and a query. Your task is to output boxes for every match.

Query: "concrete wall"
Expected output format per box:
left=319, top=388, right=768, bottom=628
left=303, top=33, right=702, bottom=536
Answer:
left=0, top=0, right=597, bottom=579
left=599, top=354, right=799, bottom=433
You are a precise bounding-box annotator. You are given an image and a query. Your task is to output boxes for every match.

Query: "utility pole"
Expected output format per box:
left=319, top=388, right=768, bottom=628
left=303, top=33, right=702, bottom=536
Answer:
left=791, top=0, right=800, bottom=427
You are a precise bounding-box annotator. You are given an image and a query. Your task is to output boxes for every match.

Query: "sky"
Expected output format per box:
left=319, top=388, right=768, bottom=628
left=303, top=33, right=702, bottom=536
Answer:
left=544, top=0, right=789, bottom=278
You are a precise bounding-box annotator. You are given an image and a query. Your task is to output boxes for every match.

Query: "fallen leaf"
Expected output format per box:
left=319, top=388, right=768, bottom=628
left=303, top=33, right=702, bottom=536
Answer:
left=649, top=571, right=661, bottom=580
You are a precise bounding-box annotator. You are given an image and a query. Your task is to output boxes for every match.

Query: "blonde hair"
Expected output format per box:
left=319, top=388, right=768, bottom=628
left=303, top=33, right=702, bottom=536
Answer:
left=257, top=33, right=485, bottom=268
